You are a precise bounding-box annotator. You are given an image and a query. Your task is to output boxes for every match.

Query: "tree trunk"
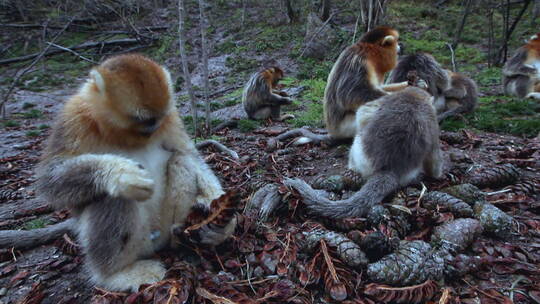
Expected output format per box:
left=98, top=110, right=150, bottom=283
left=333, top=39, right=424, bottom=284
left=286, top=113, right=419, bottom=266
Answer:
left=178, top=0, right=198, bottom=136
left=452, top=0, right=474, bottom=50
left=283, top=0, right=298, bottom=23
left=198, top=0, right=211, bottom=136
left=321, top=0, right=331, bottom=21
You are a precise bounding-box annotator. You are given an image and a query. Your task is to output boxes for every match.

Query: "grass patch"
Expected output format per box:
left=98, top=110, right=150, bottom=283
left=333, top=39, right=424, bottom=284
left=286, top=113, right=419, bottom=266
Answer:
left=2, top=120, right=20, bottom=127
left=26, top=130, right=41, bottom=137
left=441, top=96, right=540, bottom=137
left=293, top=101, right=324, bottom=128
left=237, top=119, right=259, bottom=132
left=22, top=109, right=43, bottom=119
left=23, top=218, right=50, bottom=230
left=476, top=67, right=502, bottom=87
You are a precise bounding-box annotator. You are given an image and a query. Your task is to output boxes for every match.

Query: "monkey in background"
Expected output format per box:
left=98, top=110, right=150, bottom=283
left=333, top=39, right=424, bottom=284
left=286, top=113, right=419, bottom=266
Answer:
left=36, top=54, right=235, bottom=292
left=242, top=66, right=294, bottom=121
left=286, top=87, right=443, bottom=218
left=436, top=70, right=478, bottom=122
left=503, top=33, right=540, bottom=99
left=323, top=26, right=410, bottom=139
left=388, top=52, right=477, bottom=122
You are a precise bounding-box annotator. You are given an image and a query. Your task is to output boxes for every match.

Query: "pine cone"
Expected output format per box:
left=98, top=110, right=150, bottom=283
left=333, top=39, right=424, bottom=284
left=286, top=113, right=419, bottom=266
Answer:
left=367, top=241, right=445, bottom=286
left=301, top=227, right=368, bottom=268
left=440, top=131, right=464, bottom=145
left=440, top=183, right=484, bottom=205
left=444, top=254, right=484, bottom=278
left=504, top=179, right=540, bottom=196
left=474, top=201, right=513, bottom=238
left=360, top=231, right=399, bottom=262
left=422, top=191, right=473, bottom=217
left=311, top=175, right=345, bottom=192
left=342, top=169, right=365, bottom=191
left=465, top=164, right=520, bottom=189
left=0, top=189, right=21, bottom=202
left=367, top=205, right=410, bottom=238
left=431, top=219, right=483, bottom=253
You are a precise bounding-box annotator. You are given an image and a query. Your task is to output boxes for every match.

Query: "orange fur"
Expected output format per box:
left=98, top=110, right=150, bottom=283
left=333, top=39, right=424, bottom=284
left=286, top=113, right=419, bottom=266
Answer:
left=353, top=26, right=399, bottom=82
left=43, top=54, right=189, bottom=159
left=261, top=66, right=284, bottom=89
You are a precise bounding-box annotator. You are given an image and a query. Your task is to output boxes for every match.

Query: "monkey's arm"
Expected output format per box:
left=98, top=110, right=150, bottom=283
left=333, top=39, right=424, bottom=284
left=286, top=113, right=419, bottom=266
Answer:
left=503, top=49, right=538, bottom=76
left=265, top=92, right=293, bottom=106
left=36, top=154, right=153, bottom=210
left=381, top=81, right=409, bottom=92
left=443, top=86, right=467, bottom=99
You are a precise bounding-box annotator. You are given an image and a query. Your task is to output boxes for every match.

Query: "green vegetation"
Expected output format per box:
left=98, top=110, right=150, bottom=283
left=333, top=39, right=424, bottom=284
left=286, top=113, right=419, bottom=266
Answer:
left=23, top=218, right=50, bottom=230
left=237, top=119, right=260, bottom=132
left=2, top=120, right=20, bottom=128
left=38, top=124, right=50, bottom=130
left=476, top=67, right=502, bottom=87
left=441, top=97, right=540, bottom=137
left=22, top=109, right=43, bottom=119
left=22, top=102, right=35, bottom=110
left=26, top=130, right=41, bottom=137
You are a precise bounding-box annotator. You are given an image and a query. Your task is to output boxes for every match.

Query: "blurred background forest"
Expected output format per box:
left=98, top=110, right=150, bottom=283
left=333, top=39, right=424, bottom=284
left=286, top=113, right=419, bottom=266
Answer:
left=1, top=0, right=539, bottom=138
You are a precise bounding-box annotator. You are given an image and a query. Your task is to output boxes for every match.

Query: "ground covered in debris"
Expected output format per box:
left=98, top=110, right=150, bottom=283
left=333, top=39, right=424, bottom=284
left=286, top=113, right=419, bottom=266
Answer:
left=1, top=0, right=540, bottom=303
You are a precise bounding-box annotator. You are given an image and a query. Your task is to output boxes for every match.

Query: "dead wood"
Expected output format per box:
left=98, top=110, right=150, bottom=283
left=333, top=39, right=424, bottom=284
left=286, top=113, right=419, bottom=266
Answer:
left=0, top=218, right=75, bottom=249
left=0, top=199, right=51, bottom=222
left=0, top=38, right=144, bottom=66
left=196, top=140, right=239, bottom=159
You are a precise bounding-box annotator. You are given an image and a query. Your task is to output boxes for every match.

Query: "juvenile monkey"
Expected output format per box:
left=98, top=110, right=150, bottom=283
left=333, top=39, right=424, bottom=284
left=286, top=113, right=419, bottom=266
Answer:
left=36, top=54, right=234, bottom=291
left=503, top=33, right=540, bottom=99
left=387, top=52, right=451, bottom=104
left=242, top=66, right=294, bottom=121
left=388, top=53, right=477, bottom=122
left=437, top=70, right=478, bottom=122
left=323, top=26, right=409, bottom=139
left=286, top=87, right=443, bottom=218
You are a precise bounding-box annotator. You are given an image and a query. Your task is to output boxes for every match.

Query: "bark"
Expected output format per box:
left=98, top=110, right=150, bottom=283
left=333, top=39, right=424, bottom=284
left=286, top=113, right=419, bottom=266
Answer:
left=198, top=0, right=211, bottom=135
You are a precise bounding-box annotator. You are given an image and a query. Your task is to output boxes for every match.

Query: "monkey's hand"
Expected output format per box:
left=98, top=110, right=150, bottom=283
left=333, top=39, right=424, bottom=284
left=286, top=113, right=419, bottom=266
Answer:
left=104, top=158, right=155, bottom=201
left=519, top=65, right=538, bottom=76
left=416, top=78, right=429, bottom=90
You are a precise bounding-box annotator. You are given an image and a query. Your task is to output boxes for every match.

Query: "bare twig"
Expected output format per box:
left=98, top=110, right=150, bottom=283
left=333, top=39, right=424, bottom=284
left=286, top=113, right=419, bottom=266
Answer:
left=0, top=18, right=73, bottom=119
left=0, top=218, right=76, bottom=249
left=451, top=0, right=474, bottom=50
left=199, top=0, right=212, bottom=135
left=178, top=0, right=199, bottom=136
left=46, top=42, right=98, bottom=64
left=446, top=43, right=456, bottom=72
left=196, top=139, right=239, bottom=159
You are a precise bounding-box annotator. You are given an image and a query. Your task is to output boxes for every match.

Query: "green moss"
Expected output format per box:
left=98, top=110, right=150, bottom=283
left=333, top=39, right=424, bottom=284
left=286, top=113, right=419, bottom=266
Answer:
left=38, top=124, right=50, bottom=130
left=22, top=109, right=43, bottom=119
left=23, top=218, right=50, bottom=230
left=26, top=130, right=41, bottom=137
left=237, top=119, right=259, bottom=132
left=476, top=67, right=502, bottom=87
left=441, top=96, right=540, bottom=137
left=2, top=120, right=20, bottom=127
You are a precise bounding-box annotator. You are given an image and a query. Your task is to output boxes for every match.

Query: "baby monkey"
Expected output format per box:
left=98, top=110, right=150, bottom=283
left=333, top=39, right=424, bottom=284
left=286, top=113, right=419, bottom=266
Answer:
left=242, top=66, right=294, bottom=121
left=503, top=33, right=540, bottom=99
left=388, top=52, right=477, bottom=122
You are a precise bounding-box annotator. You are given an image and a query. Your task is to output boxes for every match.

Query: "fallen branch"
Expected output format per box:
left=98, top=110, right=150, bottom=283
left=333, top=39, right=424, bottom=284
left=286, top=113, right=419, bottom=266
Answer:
left=196, top=140, right=239, bottom=159
left=0, top=218, right=76, bottom=249
left=212, top=120, right=238, bottom=133
left=0, top=38, right=144, bottom=66
left=46, top=42, right=98, bottom=64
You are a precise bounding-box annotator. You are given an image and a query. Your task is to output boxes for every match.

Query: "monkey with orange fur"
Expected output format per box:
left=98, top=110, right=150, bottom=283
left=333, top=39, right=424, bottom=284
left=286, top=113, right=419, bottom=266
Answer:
left=322, top=26, right=414, bottom=139
left=503, top=33, right=540, bottom=99
left=36, top=54, right=235, bottom=292
left=242, top=66, right=294, bottom=121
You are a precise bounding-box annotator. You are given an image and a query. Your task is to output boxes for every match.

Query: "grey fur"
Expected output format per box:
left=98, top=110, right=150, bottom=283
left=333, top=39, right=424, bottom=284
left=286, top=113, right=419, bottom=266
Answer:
left=387, top=53, right=451, bottom=97
left=242, top=71, right=292, bottom=120
left=503, top=47, right=538, bottom=98
left=439, top=72, right=478, bottom=122
left=290, top=87, right=443, bottom=219
left=324, top=46, right=386, bottom=137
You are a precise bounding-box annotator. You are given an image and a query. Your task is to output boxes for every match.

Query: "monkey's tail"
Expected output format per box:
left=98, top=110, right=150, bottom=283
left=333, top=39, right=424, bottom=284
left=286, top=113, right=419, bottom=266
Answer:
left=284, top=172, right=399, bottom=219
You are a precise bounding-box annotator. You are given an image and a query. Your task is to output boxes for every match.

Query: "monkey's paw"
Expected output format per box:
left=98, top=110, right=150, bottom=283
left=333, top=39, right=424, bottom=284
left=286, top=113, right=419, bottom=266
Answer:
left=526, top=92, right=540, bottom=100
left=107, top=161, right=155, bottom=201
left=105, top=260, right=166, bottom=292
left=416, top=78, right=428, bottom=90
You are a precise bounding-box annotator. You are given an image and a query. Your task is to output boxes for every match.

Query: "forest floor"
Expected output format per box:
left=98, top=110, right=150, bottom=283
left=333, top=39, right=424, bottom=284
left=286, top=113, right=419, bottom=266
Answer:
left=1, top=1, right=540, bottom=303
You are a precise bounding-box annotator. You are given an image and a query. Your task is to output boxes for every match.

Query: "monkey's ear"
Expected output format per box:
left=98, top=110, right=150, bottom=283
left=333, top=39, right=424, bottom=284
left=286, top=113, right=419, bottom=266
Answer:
left=381, top=35, right=396, bottom=46
left=90, top=69, right=106, bottom=94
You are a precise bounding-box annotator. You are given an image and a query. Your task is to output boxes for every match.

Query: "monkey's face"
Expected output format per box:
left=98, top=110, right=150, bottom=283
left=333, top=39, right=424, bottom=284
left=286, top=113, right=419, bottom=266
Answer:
left=269, top=67, right=285, bottom=87
left=93, top=54, right=173, bottom=137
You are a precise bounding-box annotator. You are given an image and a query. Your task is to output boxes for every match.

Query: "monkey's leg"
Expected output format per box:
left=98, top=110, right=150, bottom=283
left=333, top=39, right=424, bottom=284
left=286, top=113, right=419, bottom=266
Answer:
left=80, top=197, right=165, bottom=292
left=250, top=107, right=272, bottom=120
left=270, top=105, right=295, bottom=121
left=424, top=145, right=444, bottom=179
left=381, top=81, right=409, bottom=92
left=506, top=76, right=533, bottom=98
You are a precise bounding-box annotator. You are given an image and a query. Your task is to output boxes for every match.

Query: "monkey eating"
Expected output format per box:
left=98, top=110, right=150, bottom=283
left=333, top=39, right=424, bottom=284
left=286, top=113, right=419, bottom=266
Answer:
left=503, top=33, right=540, bottom=100
left=36, top=54, right=235, bottom=292
left=242, top=66, right=294, bottom=121
left=323, top=26, right=409, bottom=140
left=388, top=52, right=477, bottom=122
left=286, top=87, right=443, bottom=219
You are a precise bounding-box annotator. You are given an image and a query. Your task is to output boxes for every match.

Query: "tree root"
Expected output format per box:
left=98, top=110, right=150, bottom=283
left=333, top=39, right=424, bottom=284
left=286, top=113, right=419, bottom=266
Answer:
left=244, top=184, right=283, bottom=222
left=211, top=120, right=238, bottom=133
left=196, top=140, right=239, bottom=160
left=0, top=218, right=76, bottom=249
